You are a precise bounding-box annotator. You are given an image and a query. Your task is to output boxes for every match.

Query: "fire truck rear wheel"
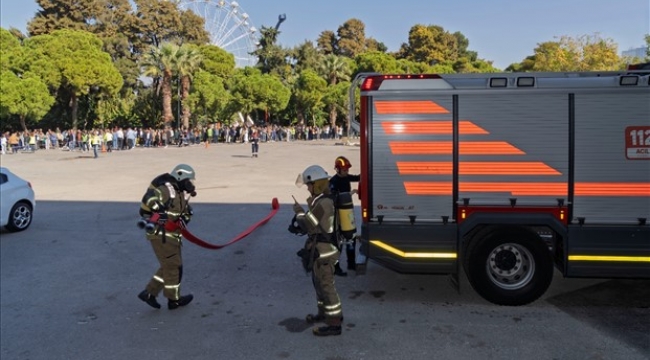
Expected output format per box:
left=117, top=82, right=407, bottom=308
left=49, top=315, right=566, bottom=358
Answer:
left=465, top=227, right=553, bottom=306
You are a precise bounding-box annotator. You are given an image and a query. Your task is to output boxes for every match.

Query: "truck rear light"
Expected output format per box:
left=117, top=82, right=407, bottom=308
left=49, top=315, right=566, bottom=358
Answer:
left=362, top=77, right=382, bottom=91
left=619, top=76, right=639, bottom=86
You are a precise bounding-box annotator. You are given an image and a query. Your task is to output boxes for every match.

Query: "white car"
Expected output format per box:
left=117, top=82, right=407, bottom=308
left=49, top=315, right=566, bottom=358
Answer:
left=0, top=167, right=35, bottom=232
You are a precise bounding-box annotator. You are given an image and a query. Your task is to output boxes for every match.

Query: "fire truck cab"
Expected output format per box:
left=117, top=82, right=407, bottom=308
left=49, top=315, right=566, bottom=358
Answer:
left=350, top=69, right=650, bottom=305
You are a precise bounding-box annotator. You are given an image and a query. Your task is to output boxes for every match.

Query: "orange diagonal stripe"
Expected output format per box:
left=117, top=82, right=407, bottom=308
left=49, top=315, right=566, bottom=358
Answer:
left=397, top=162, right=560, bottom=175
left=403, top=182, right=650, bottom=196
left=382, top=121, right=489, bottom=135
left=575, top=183, right=650, bottom=196
left=375, top=100, right=449, bottom=114
left=389, top=141, right=525, bottom=155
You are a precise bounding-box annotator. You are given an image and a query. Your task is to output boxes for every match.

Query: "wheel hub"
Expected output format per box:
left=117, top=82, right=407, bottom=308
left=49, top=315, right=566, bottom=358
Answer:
left=487, top=243, right=535, bottom=290
left=13, top=205, right=31, bottom=229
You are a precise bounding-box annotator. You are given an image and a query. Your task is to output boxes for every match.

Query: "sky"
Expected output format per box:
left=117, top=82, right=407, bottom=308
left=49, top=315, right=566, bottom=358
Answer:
left=1, top=0, right=649, bottom=69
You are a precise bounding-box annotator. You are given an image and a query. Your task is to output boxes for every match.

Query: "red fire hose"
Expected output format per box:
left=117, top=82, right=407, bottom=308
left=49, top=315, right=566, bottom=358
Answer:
left=180, top=198, right=280, bottom=250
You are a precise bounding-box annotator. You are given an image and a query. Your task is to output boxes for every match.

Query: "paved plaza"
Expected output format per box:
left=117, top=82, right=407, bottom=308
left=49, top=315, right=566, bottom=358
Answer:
left=1, top=140, right=648, bottom=360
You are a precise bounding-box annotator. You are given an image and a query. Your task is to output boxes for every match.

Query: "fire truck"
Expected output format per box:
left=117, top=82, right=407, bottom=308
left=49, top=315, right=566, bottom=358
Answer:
left=349, top=69, right=650, bottom=306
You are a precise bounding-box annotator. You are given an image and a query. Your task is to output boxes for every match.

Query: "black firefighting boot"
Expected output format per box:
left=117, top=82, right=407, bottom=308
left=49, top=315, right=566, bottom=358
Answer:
left=138, top=290, right=161, bottom=309
left=312, top=325, right=342, bottom=336
left=168, top=294, right=194, bottom=310
left=306, top=313, right=326, bottom=324
left=346, top=248, right=356, bottom=271
left=334, top=261, right=347, bottom=277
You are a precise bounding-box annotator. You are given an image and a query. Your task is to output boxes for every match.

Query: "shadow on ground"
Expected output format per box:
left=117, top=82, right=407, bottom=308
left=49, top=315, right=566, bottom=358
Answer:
left=547, top=279, right=650, bottom=353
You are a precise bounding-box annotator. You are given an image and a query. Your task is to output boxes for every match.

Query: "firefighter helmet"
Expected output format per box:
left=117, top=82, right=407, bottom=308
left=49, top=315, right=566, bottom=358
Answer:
left=171, top=164, right=196, bottom=182
left=295, top=165, right=329, bottom=187
left=335, top=156, right=352, bottom=170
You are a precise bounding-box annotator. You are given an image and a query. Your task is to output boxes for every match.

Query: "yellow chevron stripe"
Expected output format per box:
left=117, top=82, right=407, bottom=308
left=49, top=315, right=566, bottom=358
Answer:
left=370, top=240, right=457, bottom=259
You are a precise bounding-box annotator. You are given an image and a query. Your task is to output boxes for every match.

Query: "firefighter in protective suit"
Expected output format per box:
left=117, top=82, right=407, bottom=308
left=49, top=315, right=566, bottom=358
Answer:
left=293, top=165, right=343, bottom=336
left=329, top=156, right=361, bottom=276
left=137, top=164, right=196, bottom=310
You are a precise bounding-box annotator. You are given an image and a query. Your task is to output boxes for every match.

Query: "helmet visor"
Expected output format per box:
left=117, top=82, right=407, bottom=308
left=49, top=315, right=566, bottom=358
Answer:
left=295, top=173, right=306, bottom=188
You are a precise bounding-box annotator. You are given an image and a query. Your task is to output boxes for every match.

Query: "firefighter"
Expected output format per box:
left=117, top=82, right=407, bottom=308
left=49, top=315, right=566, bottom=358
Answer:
left=293, top=165, right=343, bottom=336
left=329, top=156, right=361, bottom=275
left=137, top=164, right=197, bottom=310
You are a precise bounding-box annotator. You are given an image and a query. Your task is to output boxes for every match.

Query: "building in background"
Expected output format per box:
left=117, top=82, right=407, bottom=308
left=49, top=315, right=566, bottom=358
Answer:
left=622, top=46, right=648, bottom=59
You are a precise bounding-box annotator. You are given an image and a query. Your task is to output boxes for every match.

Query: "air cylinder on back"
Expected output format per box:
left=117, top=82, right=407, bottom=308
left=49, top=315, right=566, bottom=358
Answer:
left=336, top=192, right=356, bottom=240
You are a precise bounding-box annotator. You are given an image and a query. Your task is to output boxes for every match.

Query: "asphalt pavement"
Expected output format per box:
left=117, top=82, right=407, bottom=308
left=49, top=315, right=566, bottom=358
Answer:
left=1, top=140, right=648, bottom=360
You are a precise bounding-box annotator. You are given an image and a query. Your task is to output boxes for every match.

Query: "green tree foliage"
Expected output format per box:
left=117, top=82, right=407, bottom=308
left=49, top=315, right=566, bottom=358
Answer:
left=365, top=38, right=388, bottom=53
left=398, top=24, right=459, bottom=65
left=0, top=28, right=23, bottom=72
left=337, top=19, right=366, bottom=58
left=645, top=34, right=650, bottom=60
left=131, top=0, right=184, bottom=50
left=292, top=41, right=321, bottom=73
left=199, top=44, right=235, bottom=79
left=256, top=74, right=291, bottom=121
left=6, top=4, right=640, bottom=132
left=226, top=68, right=261, bottom=120
left=141, top=42, right=180, bottom=126
left=510, top=34, right=624, bottom=72
left=95, top=92, right=136, bottom=129
left=254, top=26, right=290, bottom=77
left=316, top=30, right=338, bottom=55
left=132, top=87, right=163, bottom=127
left=355, top=51, right=402, bottom=74
left=226, top=68, right=290, bottom=122
left=317, top=55, right=352, bottom=128
left=322, top=81, right=351, bottom=130
left=0, top=71, right=55, bottom=131
left=27, top=0, right=100, bottom=36
left=25, top=29, right=122, bottom=129
left=293, top=69, right=327, bottom=125
left=186, top=71, right=230, bottom=124
left=93, top=0, right=139, bottom=92
left=178, top=9, right=211, bottom=45
left=177, top=45, right=203, bottom=129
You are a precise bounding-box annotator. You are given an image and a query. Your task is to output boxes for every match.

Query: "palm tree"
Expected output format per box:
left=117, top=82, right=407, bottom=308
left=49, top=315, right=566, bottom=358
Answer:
left=141, top=43, right=180, bottom=126
left=176, top=45, right=203, bottom=129
left=318, top=54, right=351, bottom=128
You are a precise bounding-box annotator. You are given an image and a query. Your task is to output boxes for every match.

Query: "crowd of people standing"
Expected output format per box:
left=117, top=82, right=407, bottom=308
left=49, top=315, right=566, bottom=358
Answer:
left=0, top=123, right=353, bottom=155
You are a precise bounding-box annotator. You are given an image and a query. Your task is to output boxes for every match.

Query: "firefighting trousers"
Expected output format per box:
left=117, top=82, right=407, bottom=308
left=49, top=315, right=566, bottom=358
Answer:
left=145, top=235, right=183, bottom=301
left=311, top=242, right=343, bottom=326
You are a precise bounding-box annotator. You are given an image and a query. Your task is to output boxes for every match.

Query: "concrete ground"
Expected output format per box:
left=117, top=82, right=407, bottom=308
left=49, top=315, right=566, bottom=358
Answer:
left=1, top=140, right=648, bottom=360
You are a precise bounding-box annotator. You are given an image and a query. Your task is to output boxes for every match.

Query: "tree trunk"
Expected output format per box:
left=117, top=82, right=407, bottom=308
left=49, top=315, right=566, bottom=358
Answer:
left=162, top=71, right=174, bottom=127
left=181, top=75, right=191, bottom=129
left=329, top=104, right=337, bottom=129
left=70, top=92, right=78, bottom=130
left=20, top=115, right=27, bottom=132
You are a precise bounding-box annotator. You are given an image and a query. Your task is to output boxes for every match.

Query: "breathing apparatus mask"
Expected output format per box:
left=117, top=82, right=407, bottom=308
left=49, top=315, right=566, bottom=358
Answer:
left=180, top=179, right=197, bottom=197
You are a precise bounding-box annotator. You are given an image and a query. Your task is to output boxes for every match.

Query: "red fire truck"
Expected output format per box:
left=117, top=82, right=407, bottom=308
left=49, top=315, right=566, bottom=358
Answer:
left=350, top=69, right=650, bottom=305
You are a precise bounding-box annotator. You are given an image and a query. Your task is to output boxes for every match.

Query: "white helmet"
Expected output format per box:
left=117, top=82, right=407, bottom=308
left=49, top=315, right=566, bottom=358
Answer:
left=171, top=164, right=196, bottom=182
left=295, top=165, right=329, bottom=187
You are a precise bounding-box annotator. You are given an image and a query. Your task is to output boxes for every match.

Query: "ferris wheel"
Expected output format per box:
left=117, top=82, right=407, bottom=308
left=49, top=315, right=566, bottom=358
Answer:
left=176, top=0, right=259, bottom=67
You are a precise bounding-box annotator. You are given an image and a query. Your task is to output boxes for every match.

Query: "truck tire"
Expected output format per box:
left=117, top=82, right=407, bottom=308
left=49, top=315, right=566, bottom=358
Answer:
left=465, top=227, right=553, bottom=306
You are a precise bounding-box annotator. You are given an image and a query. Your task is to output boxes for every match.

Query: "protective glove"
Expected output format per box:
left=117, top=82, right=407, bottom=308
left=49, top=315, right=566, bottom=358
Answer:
left=181, top=213, right=191, bottom=225
left=293, top=203, right=305, bottom=214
